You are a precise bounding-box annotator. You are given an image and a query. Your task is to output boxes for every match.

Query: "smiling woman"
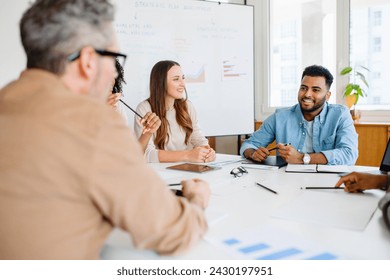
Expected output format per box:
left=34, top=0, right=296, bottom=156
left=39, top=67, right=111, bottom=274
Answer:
left=134, top=60, right=216, bottom=164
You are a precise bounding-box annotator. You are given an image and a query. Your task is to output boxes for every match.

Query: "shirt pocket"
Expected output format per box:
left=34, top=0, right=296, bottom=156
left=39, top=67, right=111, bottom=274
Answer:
left=322, top=134, right=336, bottom=150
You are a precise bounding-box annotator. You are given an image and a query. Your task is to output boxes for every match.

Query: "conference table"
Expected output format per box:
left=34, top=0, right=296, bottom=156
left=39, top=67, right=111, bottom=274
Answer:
left=101, top=154, right=390, bottom=260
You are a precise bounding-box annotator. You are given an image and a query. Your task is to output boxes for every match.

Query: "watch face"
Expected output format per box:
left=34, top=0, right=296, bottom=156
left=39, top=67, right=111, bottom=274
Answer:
left=303, top=153, right=310, bottom=164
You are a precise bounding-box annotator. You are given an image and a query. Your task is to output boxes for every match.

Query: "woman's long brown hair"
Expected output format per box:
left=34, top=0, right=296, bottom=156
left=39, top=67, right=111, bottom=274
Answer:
left=148, top=60, right=193, bottom=150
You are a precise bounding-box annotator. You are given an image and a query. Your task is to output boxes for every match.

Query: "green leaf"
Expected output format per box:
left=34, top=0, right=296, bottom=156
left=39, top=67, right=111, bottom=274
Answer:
left=340, top=67, right=352, bottom=75
left=343, top=85, right=353, bottom=97
left=356, top=87, right=364, bottom=97
left=342, top=65, right=370, bottom=104
left=345, top=84, right=354, bottom=91
left=352, top=84, right=360, bottom=91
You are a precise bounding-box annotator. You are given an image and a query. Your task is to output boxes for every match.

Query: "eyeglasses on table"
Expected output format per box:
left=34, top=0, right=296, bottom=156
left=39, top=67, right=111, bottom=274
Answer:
left=230, top=166, right=248, bottom=178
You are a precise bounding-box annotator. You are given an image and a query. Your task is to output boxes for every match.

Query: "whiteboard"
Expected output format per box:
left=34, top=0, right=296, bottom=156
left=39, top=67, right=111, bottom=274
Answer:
left=114, top=0, right=254, bottom=136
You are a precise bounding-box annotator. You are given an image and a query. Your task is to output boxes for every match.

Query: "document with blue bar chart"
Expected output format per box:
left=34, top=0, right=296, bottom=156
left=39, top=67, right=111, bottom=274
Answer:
left=206, top=225, right=346, bottom=260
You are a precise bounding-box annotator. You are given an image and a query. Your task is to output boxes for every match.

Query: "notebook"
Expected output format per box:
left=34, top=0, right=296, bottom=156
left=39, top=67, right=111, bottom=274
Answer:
left=241, top=156, right=287, bottom=168
left=285, top=164, right=353, bottom=173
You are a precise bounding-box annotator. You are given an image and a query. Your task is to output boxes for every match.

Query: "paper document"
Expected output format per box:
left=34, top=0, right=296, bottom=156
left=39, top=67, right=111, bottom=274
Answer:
left=208, top=154, right=243, bottom=167
left=272, top=190, right=380, bottom=231
left=285, top=164, right=353, bottom=173
left=205, top=209, right=228, bottom=226
left=240, top=164, right=279, bottom=171
left=206, top=225, right=343, bottom=260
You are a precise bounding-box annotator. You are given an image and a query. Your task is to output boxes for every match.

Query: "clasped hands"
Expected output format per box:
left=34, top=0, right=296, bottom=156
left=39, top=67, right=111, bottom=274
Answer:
left=188, top=145, right=216, bottom=163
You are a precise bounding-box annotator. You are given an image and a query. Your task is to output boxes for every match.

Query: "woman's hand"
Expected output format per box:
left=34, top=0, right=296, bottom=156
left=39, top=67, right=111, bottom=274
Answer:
left=107, top=93, right=121, bottom=109
left=186, top=147, right=211, bottom=163
left=139, top=112, right=161, bottom=135
left=202, top=145, right=216, bottom=162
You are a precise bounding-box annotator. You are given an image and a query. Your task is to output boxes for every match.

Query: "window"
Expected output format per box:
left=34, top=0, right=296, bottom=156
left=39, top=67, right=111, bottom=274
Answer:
left=350, top=0, right=390, bottom=109
left=261, top=0, right=390, bottom=119
left=269, top=0, right=337, bottom=107
left=281, top=66, right=297, bottom=84
left=280, top=43, right=297, bottom=61
left=372, top=72, right=381, bottom=79
left=372, top=37, right=382, bottom=53
left=373, top=10, right=382, bottom=26
left=281, top=21, right=297, bottom=38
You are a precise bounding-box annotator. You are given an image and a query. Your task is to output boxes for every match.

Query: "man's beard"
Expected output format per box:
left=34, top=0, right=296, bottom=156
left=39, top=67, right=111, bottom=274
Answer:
left=299, top=96, right=327, bottom=113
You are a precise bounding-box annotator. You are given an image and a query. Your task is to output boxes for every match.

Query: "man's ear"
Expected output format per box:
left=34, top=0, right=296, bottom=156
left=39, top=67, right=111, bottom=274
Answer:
left=61, top=47, right=97, bottom=95
left=326, top=91, right=331, bottom=101
left=78, top=46, right=96, bottom=79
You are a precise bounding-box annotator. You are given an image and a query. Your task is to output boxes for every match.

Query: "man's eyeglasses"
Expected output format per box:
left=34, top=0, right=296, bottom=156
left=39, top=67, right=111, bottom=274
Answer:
left=230, top=166, right=248, bottom=178
left=67, top=48, right=127, bottom=68
left=379, top=192, right=390, bottom=231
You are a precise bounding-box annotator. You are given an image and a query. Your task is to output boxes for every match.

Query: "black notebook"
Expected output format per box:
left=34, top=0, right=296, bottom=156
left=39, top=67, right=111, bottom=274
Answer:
left=242, top=156, right=287, bottom=168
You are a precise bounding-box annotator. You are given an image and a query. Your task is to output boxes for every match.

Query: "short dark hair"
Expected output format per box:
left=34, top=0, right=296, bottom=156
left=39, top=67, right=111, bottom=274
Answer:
left=301, top=65, right=334, bottom=90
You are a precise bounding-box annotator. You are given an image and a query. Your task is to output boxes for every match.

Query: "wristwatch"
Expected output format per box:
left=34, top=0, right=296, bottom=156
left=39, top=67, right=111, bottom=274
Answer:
left=303, top=153, right=311, bottom=165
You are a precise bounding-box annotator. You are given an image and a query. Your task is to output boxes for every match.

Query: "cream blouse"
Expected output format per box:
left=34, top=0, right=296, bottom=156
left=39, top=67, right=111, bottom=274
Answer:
left=134, top=100, right=209, bottom=162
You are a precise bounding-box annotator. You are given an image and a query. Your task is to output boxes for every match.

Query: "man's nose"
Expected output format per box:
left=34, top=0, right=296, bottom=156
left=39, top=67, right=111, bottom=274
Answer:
left=304, top=89, right=313, bottom=97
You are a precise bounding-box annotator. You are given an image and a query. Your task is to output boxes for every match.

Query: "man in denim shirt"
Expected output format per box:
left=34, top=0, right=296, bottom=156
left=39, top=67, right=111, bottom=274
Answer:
left=240, top=65, right=358, bottom=165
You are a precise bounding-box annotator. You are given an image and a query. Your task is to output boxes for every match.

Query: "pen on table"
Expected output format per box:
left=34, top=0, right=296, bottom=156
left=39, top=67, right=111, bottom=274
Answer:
left=255, top=182, right=278, bottom=195
left=119, top=99, right=143, bottom=119
left=301, top=187, right=344, bottom=190
left=268, top=143, right=291, bottom=152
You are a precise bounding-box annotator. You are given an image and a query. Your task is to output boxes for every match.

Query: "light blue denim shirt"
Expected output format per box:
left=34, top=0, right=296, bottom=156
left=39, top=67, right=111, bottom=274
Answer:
left=240, top=102, right=358, bottom=165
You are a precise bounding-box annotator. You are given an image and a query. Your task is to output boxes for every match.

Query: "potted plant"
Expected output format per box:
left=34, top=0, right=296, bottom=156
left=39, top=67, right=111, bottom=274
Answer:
left=339, top=65, right=369, bottom=121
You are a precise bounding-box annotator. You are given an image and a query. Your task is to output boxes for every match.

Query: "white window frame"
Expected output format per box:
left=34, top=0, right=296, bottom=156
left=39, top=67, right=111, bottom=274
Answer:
left=254, top=0, right=390, bottom=122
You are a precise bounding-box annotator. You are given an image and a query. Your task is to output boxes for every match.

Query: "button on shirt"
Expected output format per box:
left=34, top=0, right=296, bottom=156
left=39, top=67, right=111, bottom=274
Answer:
left=240, top=102, right=358, bottom=165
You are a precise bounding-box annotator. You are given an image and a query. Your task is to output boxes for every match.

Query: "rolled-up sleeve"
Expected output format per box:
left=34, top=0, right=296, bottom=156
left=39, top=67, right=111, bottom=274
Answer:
left=320, top=108, right=358, bottom=165
left=240, top=114, right=276, bottom=156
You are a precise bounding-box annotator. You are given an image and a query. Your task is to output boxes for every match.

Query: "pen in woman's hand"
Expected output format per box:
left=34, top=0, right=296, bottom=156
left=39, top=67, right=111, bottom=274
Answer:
left=119, top=99, right=143, bottom=119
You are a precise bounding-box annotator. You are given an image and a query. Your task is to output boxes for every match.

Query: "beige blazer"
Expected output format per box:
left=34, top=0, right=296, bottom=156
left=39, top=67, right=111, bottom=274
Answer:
left=0, top=69, right=207, bottom=259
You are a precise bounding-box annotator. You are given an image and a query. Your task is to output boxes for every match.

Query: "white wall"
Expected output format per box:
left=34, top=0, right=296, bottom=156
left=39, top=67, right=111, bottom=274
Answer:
left=0, top=0, right=30, bottom=88
left=0, top=0, right=249, bottom=155
left=0, top=1, right=250, bottom=89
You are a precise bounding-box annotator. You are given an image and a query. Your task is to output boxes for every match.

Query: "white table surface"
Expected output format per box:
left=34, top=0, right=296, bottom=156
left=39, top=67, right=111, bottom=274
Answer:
left=101, top=154, right=390, bottom=260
